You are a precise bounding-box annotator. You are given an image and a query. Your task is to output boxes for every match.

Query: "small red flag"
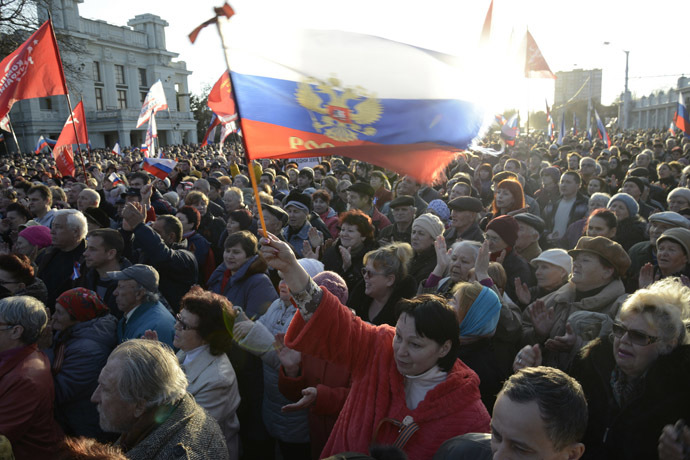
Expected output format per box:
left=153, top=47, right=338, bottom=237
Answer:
left=188, top=3, right=235, bottom=44
left=524, top=30, right=555, bottom=79
left=208, top=71, right=237, bottom=123
left=0, top=20, right=68, bottom=121
left=53, top=101, right=89, bottom=177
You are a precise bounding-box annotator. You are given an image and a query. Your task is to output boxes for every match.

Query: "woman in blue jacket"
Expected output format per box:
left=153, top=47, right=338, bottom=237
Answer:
left=44, top=288, right=118, bottom=440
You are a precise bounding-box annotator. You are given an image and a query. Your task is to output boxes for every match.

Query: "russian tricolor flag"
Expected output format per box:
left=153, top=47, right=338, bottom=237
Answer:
left=674, top=93, right=689, bottom=136
left=34, top=135, right=56, bottom=153
left=108, top=172, right=123, bottom=186
left=501, top=114, right=519, bottom=146
left=221, top=24, right=486, bottom=182
left=142, top=158, right=177, bottom=180
left=594, top=109, right=611, bottom=147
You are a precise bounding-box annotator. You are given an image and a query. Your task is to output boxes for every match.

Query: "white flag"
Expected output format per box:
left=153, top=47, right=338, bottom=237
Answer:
left=0, top=115, right=10, bottom=132
left=136, top=80, right=168, bottom=128
left=145, top=115, right=158, bottom=158
left=219, top=121, right=236, bottom=144
left=112, top=142, right=121, bottom=156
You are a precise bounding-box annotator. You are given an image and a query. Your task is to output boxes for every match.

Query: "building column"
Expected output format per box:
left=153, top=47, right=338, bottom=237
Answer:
left=118, top=129, right=131, bottom=147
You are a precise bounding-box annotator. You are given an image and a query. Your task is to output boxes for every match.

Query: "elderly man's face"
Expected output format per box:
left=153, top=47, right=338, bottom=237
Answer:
left=50, top=214, right=80, bottom=250
left=114, top=279, right=143, bottom=314
left=77, top=190, right=95, bottom=211
left=92, top=358, right=140, bottom=433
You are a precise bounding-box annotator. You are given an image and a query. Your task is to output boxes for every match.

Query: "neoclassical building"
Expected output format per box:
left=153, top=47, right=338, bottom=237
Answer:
left=628, top=76, right=689, bottom=131
left=9, top=0, right=197, bottom=152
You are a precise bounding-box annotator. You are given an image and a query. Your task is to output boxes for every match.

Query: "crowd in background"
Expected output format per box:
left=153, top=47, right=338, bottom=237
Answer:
left=2, top=128, right=690, bottom=460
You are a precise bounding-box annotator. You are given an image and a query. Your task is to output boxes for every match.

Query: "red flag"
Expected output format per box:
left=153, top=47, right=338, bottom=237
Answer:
left=524, top=30, right=555, bottom=79
left=0, top=20, right=68, bottom=121
left=208, top=71, right=237, bottom=123
left=53, top=101, right=89, bottom=177
left=188, top=3, right=235, bottom=43
left=480, top=0, right=493, bottom=44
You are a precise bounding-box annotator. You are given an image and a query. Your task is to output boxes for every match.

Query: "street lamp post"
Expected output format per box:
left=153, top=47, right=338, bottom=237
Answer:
left=604, top=42, right=630, bottom=130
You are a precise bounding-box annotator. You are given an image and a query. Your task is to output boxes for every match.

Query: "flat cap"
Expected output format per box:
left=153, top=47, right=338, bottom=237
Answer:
left=514, top=212, right=545, bottom=234
left=389, top=195, right=415, bottom=208
left=448, top=196, right=483, bottom=213
left=347, top=182, right=375, bottom=197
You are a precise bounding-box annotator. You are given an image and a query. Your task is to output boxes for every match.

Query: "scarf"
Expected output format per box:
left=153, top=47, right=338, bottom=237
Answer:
left=220, top=269, right=232, bottom=293
left=610, top=366, right=646, bottom=408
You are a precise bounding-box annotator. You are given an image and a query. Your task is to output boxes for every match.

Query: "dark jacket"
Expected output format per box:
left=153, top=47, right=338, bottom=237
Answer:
left=614, top=215, right=648, bottom=252
left=543, top=192, right=589, bottom=236
left=378, top=221, right=412, bottom=245
left=502, top=249, right=536, bottom=303
left=44, top=314, right=118, bottom=440
left=322, top=239, right=379, bottom=292
left=128, top=223, right=198, bottom=312
left=74, top=258, right=132, bottom=319
left=444, top=223, right=485, bottom=247
left=570, top=337, right=690, bottom=460
left=410, top=245, right=438, bottom=285
left=36, top=239, right=87, bottom=312
left=207, top=255, right=278, bottom=319
left=117, top=393, right=229, bottom=460
left=457, top=337, right=511, bottom=415
left=2, top=278, right=49, bottom=305
left=347, top=275, right=417, bottom=326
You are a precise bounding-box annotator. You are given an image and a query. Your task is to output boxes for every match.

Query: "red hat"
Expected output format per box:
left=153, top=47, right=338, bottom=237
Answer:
left=486, top=215, right=519, bottom=247
left=56, top=288, right=109, bottom=322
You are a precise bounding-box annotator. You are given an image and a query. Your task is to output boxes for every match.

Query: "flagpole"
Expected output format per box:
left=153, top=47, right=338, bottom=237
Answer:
left=47, top=13, right=87, bottom=177
left=7, top=118, right=22, bottom=156
left=214, top=16, right=268, bottom=238
left=81, top=96, right=93, bottom=162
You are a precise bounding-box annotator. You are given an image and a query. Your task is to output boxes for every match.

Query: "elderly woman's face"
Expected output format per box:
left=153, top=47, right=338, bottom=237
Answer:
left=485, top=229, right=508, bottom=253
left=52, top=303, right=78, bottom=332
left=339, top=223, right=365, bottom=249
left=613, top=313, right=662, bottom=378
left=392, top=312, right=450, bottom=376
left=571, top=253, right=611, bottom=287
left=608, top=201, right=630, bottom=221
left=668, top=195, right=690, bottom=213
left=449, top=246, right=476, bottom=283
left=534, top=262, right=567, bottom=291
left=411, top=225, right=435, bottom=253
left=173, top=309, right=206, bottom=352
left=657, top=240, right=688, bottom=274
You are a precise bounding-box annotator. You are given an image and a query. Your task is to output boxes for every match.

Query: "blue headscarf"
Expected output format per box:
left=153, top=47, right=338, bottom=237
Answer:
left=459, top=286, right=502, bottom=337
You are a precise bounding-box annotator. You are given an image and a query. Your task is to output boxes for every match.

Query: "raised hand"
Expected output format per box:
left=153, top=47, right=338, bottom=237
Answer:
left=260, top=232, right=298, bottom=272
left=528, top=299, right=556, bottom=338
left=475, top=240, right=491, bottom=281
left=513, top=344, right=542, bottom=372
left=638, top=262, right=656, bottom=289
left=545, top=322, right=576, bottom=353
left=307, top=227, right=324, bottom=249
left=281, top=387, right=317, bottom=412
left=302, top=240, right=319, bottom=260
left=514, top=277, right=531, bottom=305
left=140, top=183, right=153, bottom=206
left=232, top=319, right=254, bottom=341
left=339, top=245, right=352, bottom=271
left=121, top=202, right=146, bottom=231
left=275, top=333, right=302, bottom=377
left=658, top=420, right=690, bottom=460
left=141, top=329, right=159, bottom=341
left=431, top=235, right=450, bottom=277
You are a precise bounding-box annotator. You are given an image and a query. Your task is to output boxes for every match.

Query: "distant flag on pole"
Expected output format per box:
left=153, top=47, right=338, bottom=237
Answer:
left=673, top=93, right=689, bottom=136
left=0, top=20, right=69, bottom=124
left=144, top=115, right=158, bottom=158
left=669, top=122, right=676, bottom=135
left=586, top=124, right=593, bottom=141
left=557, top=113, right=566, bottom=145
left=0, top=115, right=9, bottom=132
left=136, top=80, right=168, bottom=128
left=108, top=172, right=123, bottom=186
left=112, top=142, right=122, bottom=156
left=53, top=100, right=89, bottom=176
left=495, top=114, right=506, bottom=126
left=479, top=0, right=493, bottom=45
left=219, top=121, right=236, bottom=144
left=501, top=113, right=519, bottom=146
left=142, top=158, right=178, bottom=180
left=201, top=113, right=221, bottom=147
left=34, top=135, right=56, bottom=153
left=545, top=100, right=554, bottom=142
left=594, top=109, right=611, bottom=147
left=198, top=20, right=488, bottom=183
left=524, top=30, right=555, bottom=79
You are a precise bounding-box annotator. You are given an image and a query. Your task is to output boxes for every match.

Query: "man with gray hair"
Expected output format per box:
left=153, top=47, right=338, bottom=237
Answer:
left=110, top=264, right=175, bottom=347
left=91, top=339, right=229, bottom=459
left=36, top=208, right=88, bottom=311
left=0, top=296, right=62, bottom=459
left=77, top=188, right=100, bottom=212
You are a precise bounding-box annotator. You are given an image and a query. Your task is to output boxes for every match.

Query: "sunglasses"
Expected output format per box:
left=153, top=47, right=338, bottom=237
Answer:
left=361, top=268, right=386, bottom=278
left=611, top=321, right=658, bottom=346
left=175, top=313, right=198, bottom=331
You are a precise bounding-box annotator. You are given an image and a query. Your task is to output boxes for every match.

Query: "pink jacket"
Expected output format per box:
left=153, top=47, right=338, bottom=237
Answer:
left=285, top=288, right=490, bottom=460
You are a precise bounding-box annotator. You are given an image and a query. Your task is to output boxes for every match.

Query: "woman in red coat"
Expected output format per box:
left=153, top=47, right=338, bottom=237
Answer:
left=260, top=233, right=490, bottom=460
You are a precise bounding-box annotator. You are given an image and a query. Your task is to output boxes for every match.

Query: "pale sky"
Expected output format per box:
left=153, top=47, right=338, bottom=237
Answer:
left=79, top=0, right=689, bottom=114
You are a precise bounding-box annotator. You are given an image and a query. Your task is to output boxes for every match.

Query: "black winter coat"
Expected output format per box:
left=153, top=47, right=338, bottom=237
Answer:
left=569, top=337, right=690, bottom=460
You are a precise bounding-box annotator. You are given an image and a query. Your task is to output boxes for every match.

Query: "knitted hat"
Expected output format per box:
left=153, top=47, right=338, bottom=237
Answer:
left=426, top=199, right=450, bottom=222
left=56, top=288, right=109, bottom=322
left=298, top=258, right=325, bottom=278
left=412, top=213, right=445, bottom=239
left=608, top=193, right=639, bottom=217
left=668, top=187, right=690, bottom=206
left=18, top=225, right=52, bottom=249
left=486, top=215, right=519, bottom=247
left=313, top=271, right=348, bottom=305
left=298, top=167, right=314, bottom=180
left=623, top=176, right=647, bottom=194
left=229, top=209, right=253, bottom=230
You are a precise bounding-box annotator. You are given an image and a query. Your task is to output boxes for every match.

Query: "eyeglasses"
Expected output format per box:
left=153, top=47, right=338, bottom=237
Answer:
left=361, top=268, right=386, bottom=278
left=483, top=233, right=501, bottom=244
left=175, top=313, right=198, bottom=331
left=611, top=321, right=658, bottom=346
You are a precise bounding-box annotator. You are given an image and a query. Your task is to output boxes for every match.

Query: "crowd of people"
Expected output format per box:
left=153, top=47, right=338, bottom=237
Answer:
left=1, top=129, right=690, bottom=460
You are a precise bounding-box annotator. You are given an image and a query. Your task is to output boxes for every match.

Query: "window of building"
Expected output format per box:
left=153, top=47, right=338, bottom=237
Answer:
left=95, top=88, right=104, bottom=110
left=115, top=65, right=125, bottom=85
left=92, top=62, right=101, bottom=82
left=39, top=97, right=53, bottom=111
left=140, top=92, right=148, bottom=104
left=117, top=90, right=127, bottom=109
left=138, top=68, right=147, bottom=88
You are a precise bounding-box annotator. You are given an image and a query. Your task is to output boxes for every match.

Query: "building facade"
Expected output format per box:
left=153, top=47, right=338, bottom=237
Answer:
left=628, top=77, right=689, bottom=131
left=9, top=0, right=197, bottom=153
left=554, top=68, right=603, bottom=107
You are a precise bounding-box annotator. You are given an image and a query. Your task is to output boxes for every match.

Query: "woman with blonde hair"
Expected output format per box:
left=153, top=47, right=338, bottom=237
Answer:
left=347, top=242, right=416, bottom=326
